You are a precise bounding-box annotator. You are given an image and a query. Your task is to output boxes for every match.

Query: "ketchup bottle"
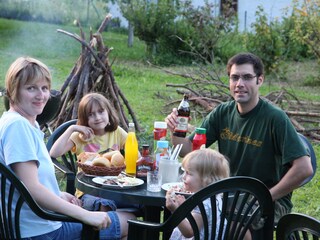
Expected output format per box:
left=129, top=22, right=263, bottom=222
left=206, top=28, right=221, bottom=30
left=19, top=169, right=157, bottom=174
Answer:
left=192, top=128, right=206, bottom=151
left=153, top=121, right=167, bottom=151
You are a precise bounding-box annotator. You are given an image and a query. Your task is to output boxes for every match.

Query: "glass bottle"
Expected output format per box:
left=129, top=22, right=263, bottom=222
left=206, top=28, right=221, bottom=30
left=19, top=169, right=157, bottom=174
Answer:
left=153, top=121, right=167, bottom=151
left=136, top=144, right=154, bottom=178
left=154, top=140, right=169, bottom=171
left=125, top=122, right=139, bottom=176
left=192, top=128, right=207, bottom=151
left=173, top=94, right=190, bottom=138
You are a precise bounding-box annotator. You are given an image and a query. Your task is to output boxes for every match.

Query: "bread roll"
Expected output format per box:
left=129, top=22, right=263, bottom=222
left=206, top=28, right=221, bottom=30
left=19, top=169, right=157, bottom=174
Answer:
left=79, top=133, right=94, bottom=142
left=77, top=152, right=99, bottom=163
left=92, top=157, right=111, bottom=168
left=102, top=150, right=120, bottom=160
left=111, top=152, right=125, bottom=167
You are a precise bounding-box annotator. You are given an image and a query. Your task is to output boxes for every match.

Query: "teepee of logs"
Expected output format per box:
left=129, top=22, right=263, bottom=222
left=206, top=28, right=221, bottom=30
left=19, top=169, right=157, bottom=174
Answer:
left=50, top=15, right=140, bottom=132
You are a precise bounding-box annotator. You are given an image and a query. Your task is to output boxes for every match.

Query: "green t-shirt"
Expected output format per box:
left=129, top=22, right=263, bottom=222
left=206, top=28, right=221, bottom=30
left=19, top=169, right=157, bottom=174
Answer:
left=189, top=98, right=307, bottom=210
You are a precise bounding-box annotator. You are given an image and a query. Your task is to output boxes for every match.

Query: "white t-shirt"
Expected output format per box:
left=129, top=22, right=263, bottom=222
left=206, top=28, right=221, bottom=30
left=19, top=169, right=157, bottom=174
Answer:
left=169, top=195, right=224, bottom=240
left=0, top=111, right=62, bottom=238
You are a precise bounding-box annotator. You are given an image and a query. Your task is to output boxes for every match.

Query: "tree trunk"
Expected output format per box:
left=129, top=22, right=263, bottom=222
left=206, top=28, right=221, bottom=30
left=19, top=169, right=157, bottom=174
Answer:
left=128, top=21, right=134, bottom=47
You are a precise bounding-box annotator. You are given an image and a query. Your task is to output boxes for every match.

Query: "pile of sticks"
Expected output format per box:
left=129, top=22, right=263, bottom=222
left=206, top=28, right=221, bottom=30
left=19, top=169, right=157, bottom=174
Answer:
left=50, top=15, right=140, bottom=132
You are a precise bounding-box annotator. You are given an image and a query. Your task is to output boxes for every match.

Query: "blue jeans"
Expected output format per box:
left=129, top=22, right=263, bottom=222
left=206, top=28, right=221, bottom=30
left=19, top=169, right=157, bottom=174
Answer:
left=22, top=211, right=121, bottom=240
left=82, top=193, right=140, bottom=211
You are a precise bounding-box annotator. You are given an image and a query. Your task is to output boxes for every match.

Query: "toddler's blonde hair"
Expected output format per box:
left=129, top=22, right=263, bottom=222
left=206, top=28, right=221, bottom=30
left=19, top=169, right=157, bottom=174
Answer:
left=182, top=148, right=230, bottom=187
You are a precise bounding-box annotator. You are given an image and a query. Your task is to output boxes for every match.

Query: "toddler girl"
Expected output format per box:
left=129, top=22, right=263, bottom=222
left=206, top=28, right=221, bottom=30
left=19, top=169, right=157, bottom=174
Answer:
left=165, top=148, right=230, bottom=240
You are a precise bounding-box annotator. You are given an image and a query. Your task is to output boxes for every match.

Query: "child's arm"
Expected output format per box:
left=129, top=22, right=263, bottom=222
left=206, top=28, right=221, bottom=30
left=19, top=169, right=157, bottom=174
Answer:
left=176, top=211, right=203, bottom=238
left=166, top=190, right=204, bottom=238
left=50, top=125, right=93, bottom=157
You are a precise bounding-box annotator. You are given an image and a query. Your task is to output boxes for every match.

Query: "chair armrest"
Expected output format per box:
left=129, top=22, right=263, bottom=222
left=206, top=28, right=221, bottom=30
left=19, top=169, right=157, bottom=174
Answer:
left=51, top=157, right=76, bottom=194
left=127, top=219, right=165, bottom=240
left=31, top=205, right=99, bottom=240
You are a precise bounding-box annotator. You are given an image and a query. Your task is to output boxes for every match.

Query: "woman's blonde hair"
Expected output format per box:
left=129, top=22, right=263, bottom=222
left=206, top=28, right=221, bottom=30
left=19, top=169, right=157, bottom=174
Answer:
left=182, top=148, right=230, bottom=187
left=5, top=57, right=51, bottom=104
left=77, top=92, right=119, bottom=132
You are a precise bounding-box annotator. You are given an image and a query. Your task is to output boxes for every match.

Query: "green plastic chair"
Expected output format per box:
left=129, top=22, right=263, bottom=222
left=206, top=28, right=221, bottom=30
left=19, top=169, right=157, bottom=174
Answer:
left=276, top=213, right=320, bottom=240
left=46, top=119, right=78, bottom=194
left=297, top=133, right=317, bottom=186
left=127, top=176, right=275, bottom=240
left=0, top=161, right=99, bottom=239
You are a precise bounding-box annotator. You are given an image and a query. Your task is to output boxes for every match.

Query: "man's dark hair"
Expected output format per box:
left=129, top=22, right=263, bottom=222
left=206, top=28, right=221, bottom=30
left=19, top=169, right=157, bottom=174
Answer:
left=226, top=52, right=264, bottom=77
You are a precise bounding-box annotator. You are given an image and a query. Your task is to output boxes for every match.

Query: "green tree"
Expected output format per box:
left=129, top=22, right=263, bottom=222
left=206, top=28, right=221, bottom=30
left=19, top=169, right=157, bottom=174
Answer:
left=243, top=6, right=285, bottom=75
left=290, top=0, right=320, bottom=84
left=119, top=0, right=180, bottom=58
left=291, top=0, right=320, bottom=59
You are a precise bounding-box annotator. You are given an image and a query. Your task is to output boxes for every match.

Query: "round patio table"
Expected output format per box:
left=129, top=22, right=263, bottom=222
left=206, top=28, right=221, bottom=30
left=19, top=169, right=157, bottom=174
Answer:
left=75, top=172, right=170, bottom=239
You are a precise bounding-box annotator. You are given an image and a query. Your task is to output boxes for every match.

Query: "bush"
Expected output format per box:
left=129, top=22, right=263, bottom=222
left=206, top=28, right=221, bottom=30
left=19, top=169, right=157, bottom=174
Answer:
left=243, top=6, right=285, bottom=75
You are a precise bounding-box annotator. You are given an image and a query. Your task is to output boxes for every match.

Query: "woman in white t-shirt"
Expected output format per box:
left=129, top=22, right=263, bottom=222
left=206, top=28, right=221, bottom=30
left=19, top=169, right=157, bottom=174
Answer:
left=0, top=57, right=134, bottom=239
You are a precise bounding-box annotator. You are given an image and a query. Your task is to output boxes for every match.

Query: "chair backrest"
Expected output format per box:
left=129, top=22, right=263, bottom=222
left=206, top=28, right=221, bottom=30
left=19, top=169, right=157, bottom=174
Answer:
left=0, top=161, right=75, bottom=239
left=3, top=89, right=61, bottom=127
left=276, top=213, right=320, bottom=240
left=46, top=119, right=78, bottom=194
left=297, top=133, right=317, bottom=186
left=128, top=176, right=275, bottom=240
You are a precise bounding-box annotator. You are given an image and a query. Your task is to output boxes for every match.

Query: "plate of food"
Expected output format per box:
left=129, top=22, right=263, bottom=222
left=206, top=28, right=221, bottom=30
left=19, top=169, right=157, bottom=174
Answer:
left=161, top=182, right=193, bottom=196
left=92, top=175, right=144, bottom=189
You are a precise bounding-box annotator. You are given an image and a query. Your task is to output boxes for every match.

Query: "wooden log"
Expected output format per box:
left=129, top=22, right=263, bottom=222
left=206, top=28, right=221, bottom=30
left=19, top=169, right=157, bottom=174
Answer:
left=286, top=111, right=320, bottom=118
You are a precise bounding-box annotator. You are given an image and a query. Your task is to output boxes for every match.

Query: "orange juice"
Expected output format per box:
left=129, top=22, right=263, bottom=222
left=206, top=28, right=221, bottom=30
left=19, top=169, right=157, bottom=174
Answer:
left=125, top=123, right=138, bottom=176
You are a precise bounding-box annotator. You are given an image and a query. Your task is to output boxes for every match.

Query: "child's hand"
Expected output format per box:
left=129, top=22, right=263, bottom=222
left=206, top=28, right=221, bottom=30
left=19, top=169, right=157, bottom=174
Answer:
left=75, top=126, right=94, bottom=142
left=165, top=189, right=186, bottom=213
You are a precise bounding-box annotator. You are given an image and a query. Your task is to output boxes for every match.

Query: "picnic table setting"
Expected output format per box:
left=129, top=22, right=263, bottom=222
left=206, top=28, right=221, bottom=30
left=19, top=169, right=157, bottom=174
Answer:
left=76, top=126, right=185, bottom=194
left=74, top=123, right=188, bottom=240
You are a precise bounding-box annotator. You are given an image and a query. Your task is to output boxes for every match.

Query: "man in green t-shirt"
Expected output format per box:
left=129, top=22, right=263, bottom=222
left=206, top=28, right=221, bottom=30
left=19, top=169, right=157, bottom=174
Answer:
left=165, top=52, right=313, bottom=230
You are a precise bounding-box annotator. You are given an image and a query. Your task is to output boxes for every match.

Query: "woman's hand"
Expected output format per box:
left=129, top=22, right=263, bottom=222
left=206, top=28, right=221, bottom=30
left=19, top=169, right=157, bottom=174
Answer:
left=60, top=192, right=82, bottom=206
left=83, top=211, right=112, bottom=230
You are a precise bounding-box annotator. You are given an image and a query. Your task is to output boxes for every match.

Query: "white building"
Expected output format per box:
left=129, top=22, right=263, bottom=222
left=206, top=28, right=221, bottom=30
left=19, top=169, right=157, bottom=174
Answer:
left=108, top=0, right=298, bottom=32
left=231, top=0, right=296, bottom=31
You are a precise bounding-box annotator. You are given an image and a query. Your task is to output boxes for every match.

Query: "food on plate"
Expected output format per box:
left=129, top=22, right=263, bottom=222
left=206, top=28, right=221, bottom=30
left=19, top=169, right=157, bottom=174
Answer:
left=77, top=152, right=99, bottom=163
left=111, top=152, right=125, bottom=167
left=103, top=175, right=140, bottom=187
left=102, top=150, right=120, bottom=160
left=92, top=157, right=111, bottom=167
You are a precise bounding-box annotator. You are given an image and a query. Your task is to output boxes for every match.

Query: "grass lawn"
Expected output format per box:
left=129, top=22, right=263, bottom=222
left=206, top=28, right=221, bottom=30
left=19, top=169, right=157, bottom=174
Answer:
left=0, top=18, right=319, bottom=222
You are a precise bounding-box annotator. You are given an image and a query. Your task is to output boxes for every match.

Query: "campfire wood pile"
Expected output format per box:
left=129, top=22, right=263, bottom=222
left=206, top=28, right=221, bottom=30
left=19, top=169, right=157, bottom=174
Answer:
left=50, top=15, right=141, bottom=132
left=161, top=66, right=320, bottom=142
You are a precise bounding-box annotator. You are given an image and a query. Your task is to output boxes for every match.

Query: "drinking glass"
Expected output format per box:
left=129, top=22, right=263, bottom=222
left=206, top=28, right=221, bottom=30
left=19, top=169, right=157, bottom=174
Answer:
left=147, top=171, right=162, bottom=192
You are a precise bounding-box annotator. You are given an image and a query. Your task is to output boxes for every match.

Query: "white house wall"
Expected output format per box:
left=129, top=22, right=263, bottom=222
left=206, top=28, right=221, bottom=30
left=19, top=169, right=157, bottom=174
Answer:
left=238, top=0, right=295, bottom=32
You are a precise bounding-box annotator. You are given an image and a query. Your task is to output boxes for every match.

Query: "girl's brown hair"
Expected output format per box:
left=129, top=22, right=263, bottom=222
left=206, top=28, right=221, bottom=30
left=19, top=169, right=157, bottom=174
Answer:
left=182, top=148, right=230, bottom=187
left=77, top=93, right=119, bottom=132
